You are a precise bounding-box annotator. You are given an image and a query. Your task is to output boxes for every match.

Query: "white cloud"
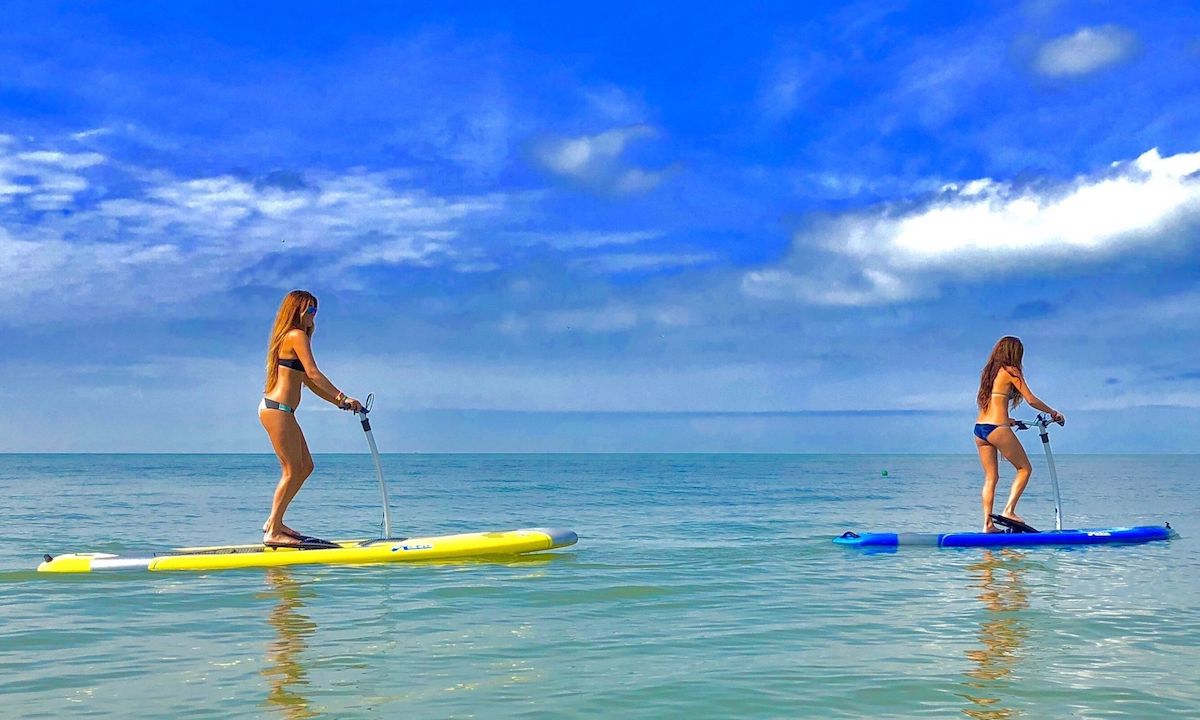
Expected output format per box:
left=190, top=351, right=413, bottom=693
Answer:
left=614, top=167, right=671, bottom=193
left=582, top=85, right=645, bottom=124
left=507, top=229, right=661, bottom=250
left=499, top=302, right=700, bottom=336
left=16, top=150, right=106, bottom=170
left=88, top=172, right=499, bottom=254
left=533, top=125, right=669, bottom=193
left=0, top=144, right=105, bottom=209
left=70, top=127, right=113, bottom=141
left=744, top=267, right=911, bottom=306
left=744, top=148, right=1200, bottom=305
left=1034, top=25, right=1138, bottom=78
left=761, top=54, right=812, bottom=121
left=890, top=42, right=1004, bottom=127
left=572, top=252, right=718, bottom=274
left=337, top=231, right=458, bottom=270
left=537, top=125, right=652, bottom=175
left=0, top=139, right=508, bottom=322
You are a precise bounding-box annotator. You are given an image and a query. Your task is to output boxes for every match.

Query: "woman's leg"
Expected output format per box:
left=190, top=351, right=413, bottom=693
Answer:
left=278, top=427, right=315, bottom=513
left=985, top=426, right=1033, bottom=523
left=260, top=408, right=310, bottom=544
left=976, top=437, right=1000, bottom=532
left=260, top=421, right=315, bottom=538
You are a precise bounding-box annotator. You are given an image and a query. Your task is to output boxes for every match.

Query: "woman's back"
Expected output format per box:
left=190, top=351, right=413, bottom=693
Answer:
left=977, top=367, right=1018, bottom=424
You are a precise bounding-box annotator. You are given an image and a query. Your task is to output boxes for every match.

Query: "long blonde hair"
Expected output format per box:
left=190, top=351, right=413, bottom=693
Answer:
left=264, top=290, right=317, bottom=392
left=977, top=335, right=1024, bottom=410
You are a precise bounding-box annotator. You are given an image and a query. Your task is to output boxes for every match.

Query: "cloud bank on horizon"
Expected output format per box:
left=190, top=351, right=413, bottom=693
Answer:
left=1, top=0, right=1198, bottom=451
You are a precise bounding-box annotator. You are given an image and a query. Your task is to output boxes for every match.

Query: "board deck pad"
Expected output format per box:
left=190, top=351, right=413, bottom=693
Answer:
left=989, top=514, right=1039, bottom=533
left=160, top=537, right=407, bottom=556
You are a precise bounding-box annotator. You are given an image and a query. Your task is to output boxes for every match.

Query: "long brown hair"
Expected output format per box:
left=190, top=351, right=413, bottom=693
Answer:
left=264, top=290, right=317, bottom=392
left=977, top=335, right=1024, bottom=410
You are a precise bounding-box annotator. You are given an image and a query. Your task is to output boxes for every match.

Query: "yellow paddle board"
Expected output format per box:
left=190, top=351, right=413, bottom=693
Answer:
left=38, top=528, right=577, bottom=573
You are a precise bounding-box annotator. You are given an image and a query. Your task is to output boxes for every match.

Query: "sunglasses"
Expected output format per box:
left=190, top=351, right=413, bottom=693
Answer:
left=305, top=307, right=318, bottom=316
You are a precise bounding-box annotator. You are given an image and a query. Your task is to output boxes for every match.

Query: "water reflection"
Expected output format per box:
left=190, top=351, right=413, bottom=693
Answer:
left=961, top=550, right=1029, bottom=719
left=260, top=568, right=318, bottom=719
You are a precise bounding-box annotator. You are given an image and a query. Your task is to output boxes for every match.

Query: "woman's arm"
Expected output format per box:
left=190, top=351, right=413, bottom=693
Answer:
left=303, top=375, right=340, bottom=405
left=287, top=330, right=353, bottom=408
left=1005, top=367, right=1064, bottom=422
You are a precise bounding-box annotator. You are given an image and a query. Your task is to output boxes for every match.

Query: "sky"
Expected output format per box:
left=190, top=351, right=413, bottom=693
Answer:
left=1, top=0, right=1198, bottom=452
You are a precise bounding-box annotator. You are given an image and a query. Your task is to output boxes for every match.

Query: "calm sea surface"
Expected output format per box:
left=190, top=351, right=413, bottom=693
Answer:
left=1, top=453, right=1197, bottom=719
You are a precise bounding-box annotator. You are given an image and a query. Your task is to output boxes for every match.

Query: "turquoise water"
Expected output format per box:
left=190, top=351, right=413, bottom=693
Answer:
left=2, top=453, right=1197, bottom=718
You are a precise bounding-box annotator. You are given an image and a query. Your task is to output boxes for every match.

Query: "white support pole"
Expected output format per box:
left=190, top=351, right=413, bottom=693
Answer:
left=356, top=397, right=392, bottom=539
left=1037, top=417, right=1064, bottom=531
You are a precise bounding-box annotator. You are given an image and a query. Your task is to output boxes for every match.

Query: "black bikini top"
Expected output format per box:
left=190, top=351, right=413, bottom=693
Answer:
left=278, top=357, right=304, bottom=372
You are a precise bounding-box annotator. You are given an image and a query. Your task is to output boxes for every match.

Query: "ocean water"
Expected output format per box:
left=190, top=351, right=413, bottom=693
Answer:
left=1, top=453, right=1197, bottom=719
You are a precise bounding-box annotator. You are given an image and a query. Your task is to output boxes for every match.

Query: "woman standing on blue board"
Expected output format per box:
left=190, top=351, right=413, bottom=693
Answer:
left=260, top=290, right=362, bottom=548
left=974, top=336, right=1065, bottom=533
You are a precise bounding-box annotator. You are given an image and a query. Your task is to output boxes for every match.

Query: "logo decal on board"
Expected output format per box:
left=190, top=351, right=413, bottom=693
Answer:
left=392, top=543, right=434, bottom=552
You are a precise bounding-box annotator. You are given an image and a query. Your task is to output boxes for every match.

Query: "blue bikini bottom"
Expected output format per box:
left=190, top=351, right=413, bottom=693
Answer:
left=973, top=423, right=999, bottom=442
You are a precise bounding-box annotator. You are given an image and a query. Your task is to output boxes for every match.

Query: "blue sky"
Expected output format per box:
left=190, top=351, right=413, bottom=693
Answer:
left=2, top=0, right=1198, bottom=452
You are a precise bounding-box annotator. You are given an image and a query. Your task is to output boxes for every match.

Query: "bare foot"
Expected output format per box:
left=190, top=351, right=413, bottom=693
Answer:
left=263, top=532, right=304, bottom=547
left=263, top=521, right=302, bottom=538
left=1000, top=511, right=1026, bottom=525
left=983, top=523, right=1003, bottom=533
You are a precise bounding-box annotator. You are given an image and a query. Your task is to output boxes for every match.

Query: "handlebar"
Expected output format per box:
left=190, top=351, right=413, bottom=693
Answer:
left=349, top=393, right=374, bottom=415
left=1012, top=413, right=1064, bottom=431
left=350, top=393, right=374, bottom=415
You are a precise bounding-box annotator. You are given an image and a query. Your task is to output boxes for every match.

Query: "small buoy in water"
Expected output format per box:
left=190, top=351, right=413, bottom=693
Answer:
left=881, top=470, right=889, bottom=477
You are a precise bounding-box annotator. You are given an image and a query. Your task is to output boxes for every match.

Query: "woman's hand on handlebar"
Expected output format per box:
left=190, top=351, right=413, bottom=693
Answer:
left=341, top=397, right=363, bottom=412
left=1050, top=410, right=1065, bottom=425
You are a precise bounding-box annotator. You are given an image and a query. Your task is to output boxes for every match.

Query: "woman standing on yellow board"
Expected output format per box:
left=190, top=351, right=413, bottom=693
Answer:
left=974, top=336, right=1065, bottom=533
left=260, top=290, right=362, bottom=548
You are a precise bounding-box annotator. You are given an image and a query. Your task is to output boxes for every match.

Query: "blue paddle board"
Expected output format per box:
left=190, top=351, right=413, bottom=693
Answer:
left=834, top=524, right=1175, bottom=549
